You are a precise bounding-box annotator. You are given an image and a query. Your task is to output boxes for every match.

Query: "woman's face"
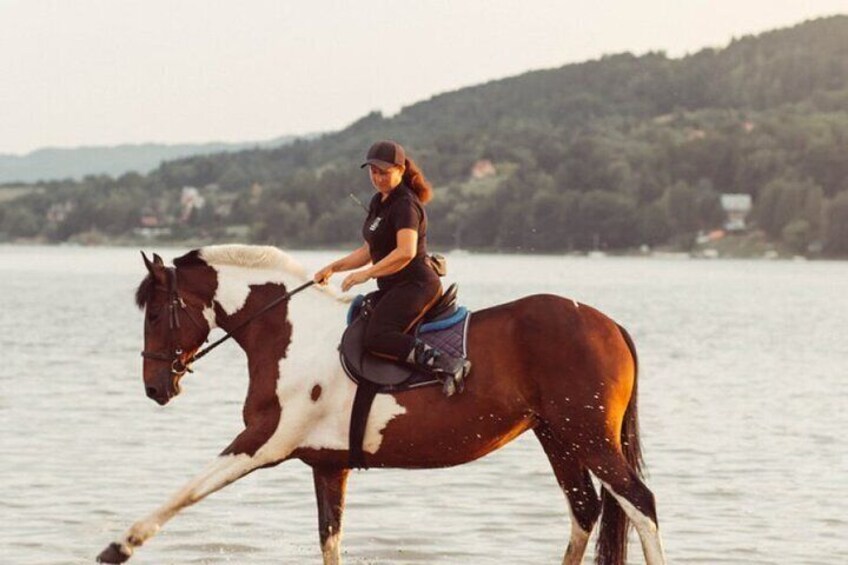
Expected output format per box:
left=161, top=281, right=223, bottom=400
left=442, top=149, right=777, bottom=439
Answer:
left=369, top=164, right=404, bottom=195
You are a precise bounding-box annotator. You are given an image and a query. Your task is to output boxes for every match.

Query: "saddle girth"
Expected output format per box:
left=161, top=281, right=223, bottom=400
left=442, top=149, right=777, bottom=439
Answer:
left=349, top=380, right=379, bottom=469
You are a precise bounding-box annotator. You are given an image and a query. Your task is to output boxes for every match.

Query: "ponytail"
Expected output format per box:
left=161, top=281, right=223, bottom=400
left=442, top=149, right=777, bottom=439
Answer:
left=402, top=157, right=433, bottom=204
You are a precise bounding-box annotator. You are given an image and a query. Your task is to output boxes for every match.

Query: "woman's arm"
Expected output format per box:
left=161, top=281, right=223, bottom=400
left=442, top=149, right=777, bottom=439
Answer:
left=341, top=229, right=417, bottom=291
left=363, top=229, right=416, bottom=278
left=313, top=243, right=370, bottom=284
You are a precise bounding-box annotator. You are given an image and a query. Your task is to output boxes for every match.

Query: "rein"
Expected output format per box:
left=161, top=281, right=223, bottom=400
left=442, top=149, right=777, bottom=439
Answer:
left=142, top=267, right=314, bottom=376
left=191, top=279, right=315, bottom=365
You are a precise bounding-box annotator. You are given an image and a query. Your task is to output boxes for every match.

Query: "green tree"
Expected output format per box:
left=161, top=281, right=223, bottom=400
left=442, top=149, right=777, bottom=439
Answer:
left=463, top=197, right=502, bottom=249
left=2, top=205, right=41, bottom=237
left=637, top=201, right=672, bottom=246
left=528, top=191, right=565, bottom=251
left=218, top=163, right=251, bottom=191
left=309, top=206, right=363, bottom=245
left=781, top=219, right=812, bottom=254
left=257, top=201, right=311, bottom=246
left=577, top=190, right=638, bottom=249
left=694, top=179, right=725, bottom=230
left=97, top=190, right=142, bottom=235
left=755, top=178, right=824, bottom=238
left=662, top=181, right=699, bottom=234
left=824, top=191, right=848, bottom=255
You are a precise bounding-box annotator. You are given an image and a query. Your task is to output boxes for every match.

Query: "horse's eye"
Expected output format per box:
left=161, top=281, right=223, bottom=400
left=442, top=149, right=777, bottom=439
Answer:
left=148, top=312, right=160, bottom=323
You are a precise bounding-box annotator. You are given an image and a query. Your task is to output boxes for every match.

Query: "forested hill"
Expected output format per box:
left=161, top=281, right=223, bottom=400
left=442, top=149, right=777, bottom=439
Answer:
left=0, top=134, right=308, bottom=184
left=3, top=15, right=847, bottom=255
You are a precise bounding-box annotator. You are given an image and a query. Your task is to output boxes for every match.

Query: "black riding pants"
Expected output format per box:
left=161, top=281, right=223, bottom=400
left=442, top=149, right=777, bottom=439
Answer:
left=363, top=277, right=442, bottom=361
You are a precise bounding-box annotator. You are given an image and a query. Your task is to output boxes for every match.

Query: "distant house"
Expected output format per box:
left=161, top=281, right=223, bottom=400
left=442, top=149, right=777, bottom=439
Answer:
left=214, top=193, right=238, bottom=218
left=46, top=201, right=74, bottom=223
left=180, top=186, right=205, bottom=223
left=470, top=159, right=496, bottom=179
left=721, top=193, right=753, bottom=231
left=139, top=214, right=160, bottom=227
left=133, top=226, right=172, bottom=239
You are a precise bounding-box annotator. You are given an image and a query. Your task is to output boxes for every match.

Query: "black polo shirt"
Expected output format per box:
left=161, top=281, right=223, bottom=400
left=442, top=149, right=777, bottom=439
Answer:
left=362, top=182, right=433, bottom=289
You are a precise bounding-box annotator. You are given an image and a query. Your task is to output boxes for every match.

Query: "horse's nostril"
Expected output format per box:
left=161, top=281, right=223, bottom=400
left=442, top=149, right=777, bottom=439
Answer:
left=146, top=386, right=158, bottom=398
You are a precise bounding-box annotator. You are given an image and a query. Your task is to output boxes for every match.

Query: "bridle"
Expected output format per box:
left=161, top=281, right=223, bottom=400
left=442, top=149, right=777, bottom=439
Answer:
left=140, top=267, right=208, bottom=377
left=141, top=267, right=314, bottom=378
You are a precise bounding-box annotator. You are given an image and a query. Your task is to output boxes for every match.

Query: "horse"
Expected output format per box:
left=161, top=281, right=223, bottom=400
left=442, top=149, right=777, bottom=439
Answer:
left=97, top=244, right=666, bottom=565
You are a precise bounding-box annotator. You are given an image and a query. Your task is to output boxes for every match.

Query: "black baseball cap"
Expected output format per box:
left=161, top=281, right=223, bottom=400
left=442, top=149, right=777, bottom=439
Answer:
left=360, top=140, right=406, bottom=170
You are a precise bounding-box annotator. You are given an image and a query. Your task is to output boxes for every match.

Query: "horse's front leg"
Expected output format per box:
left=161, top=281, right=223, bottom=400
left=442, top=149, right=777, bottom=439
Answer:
left=313, top=465, right=350, bottom=565
left=97, top=429, right=285, bottom=564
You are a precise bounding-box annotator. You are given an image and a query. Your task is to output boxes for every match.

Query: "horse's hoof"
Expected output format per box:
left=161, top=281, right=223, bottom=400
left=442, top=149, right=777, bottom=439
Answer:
left=97, top=542, right=132, bottom=563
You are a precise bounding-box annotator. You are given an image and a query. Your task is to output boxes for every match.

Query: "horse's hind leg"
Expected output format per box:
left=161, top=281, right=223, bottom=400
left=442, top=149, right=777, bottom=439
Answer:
left=583, top=449, right=666, bottom=565
left=312, top=466, right=350, bottom=565
left=535, top=425, right=600, bottom=565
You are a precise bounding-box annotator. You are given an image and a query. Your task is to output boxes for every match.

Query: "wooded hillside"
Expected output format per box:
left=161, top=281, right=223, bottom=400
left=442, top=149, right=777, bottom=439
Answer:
left=3, top=16, right=847, bottom=254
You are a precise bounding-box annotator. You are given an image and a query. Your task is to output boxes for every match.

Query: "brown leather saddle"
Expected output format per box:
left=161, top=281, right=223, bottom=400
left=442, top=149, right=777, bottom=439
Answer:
left=339, top=283, right=463, bottom=391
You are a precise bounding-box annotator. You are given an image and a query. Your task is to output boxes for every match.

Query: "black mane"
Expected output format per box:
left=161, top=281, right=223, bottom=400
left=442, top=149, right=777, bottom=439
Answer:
left=173, top=249, right=205, bottom=268
left=134, top=273, right=155, bottom=310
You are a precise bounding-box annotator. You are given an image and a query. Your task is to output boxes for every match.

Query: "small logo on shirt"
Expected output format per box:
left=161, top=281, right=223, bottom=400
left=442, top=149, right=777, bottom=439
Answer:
left=369, top=217, right=382, bottom=232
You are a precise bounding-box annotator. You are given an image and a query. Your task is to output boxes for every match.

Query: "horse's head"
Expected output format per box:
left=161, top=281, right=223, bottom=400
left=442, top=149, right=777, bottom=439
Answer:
left=136, top=252, right=214, bottom=405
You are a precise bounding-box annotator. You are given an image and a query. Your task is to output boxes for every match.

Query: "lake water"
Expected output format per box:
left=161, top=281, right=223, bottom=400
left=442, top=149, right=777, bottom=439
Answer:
left=1, top=245, right=846, bottom=564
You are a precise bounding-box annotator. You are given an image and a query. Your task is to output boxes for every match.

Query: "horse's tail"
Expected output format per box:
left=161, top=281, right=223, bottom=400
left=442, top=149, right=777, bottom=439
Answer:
left=596, top=323, right=644, bottom=565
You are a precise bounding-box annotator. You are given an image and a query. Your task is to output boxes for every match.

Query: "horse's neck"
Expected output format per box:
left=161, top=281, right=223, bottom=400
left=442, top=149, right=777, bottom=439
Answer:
left=210, top=264, right=348, bottom=393
left=277, top=285, right=348, bottom=385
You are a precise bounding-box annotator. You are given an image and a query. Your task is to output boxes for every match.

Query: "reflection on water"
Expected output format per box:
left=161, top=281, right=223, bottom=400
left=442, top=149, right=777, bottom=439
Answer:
left=1, top=245, right=846, bottom=564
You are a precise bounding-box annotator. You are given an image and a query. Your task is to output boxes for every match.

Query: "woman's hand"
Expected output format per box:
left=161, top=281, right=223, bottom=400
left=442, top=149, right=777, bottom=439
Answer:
left=313, top=265, right=335, bottom=285
left=341, top=270, right=371, bottom=292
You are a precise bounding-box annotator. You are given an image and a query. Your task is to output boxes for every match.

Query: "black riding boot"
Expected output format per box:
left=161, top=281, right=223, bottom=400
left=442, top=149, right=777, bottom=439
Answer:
left=407, top=339, right=471, bottom=397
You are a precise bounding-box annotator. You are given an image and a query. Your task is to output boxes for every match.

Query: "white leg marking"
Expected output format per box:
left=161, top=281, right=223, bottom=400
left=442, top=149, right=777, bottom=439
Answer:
left=322, top=531, right=341, bottom=565
left=562, top=506, right=590, bottom=565
left=600, top=481, right=666, bottom=565
left=117, top=453, right=262, bottom=552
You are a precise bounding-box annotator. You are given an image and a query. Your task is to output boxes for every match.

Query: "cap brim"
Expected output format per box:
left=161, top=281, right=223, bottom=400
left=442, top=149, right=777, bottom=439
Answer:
left=360, top=159, right=395, bottom=170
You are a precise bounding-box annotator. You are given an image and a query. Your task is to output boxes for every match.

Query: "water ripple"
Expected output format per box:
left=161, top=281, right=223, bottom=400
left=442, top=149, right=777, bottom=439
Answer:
left=1, top=247, right=847, bottom=564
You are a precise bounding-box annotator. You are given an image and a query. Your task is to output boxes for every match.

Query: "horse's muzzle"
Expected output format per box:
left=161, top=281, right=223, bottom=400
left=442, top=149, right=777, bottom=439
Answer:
left=146, top=386, right=170, bottom=405
left=145, top=368, right=179, bottom=405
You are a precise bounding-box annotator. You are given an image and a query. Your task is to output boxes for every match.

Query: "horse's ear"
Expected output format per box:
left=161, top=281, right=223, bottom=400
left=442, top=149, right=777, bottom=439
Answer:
left=141, top=251, right=155, bottom=274
left=142, top=251, right=167, bottom=284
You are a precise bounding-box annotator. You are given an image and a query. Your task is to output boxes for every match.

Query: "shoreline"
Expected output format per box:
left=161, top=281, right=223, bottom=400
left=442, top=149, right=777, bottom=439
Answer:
left=1, top=238, right=842, bottom=261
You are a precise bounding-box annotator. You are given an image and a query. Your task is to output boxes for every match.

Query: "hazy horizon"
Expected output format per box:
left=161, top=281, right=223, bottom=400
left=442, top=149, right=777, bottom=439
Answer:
left=1, top=1, right=845, bottom=155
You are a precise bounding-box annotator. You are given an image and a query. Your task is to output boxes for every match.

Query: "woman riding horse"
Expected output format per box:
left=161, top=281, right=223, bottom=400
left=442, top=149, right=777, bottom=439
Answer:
left=313, top=140, right=470, bottom=396
left=97, top=147, right=667, bottom=563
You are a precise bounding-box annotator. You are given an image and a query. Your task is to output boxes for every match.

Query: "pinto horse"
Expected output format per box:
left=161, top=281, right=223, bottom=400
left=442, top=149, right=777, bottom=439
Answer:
left=97, top=244, right=666, bottom=565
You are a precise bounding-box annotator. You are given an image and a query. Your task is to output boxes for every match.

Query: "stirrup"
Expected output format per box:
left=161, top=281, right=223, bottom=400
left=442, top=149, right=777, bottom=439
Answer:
left=409, top=340, right=470, bottom=397
left=433, top=360, right=469, bottom=397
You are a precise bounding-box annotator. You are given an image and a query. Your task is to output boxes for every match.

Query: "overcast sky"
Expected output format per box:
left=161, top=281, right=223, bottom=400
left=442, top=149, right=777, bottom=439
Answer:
left=0, top=0, right=844, bottom=154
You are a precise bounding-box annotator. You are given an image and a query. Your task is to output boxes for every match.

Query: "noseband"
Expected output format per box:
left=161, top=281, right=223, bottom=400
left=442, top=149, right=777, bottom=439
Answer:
left=141, top=267, right=315, bottom=378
